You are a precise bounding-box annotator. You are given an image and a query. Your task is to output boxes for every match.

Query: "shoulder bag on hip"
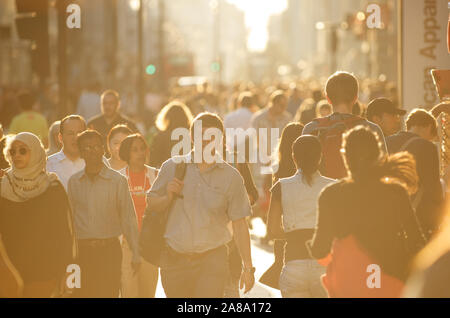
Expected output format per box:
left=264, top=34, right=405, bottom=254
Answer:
left=139, top=162, right=187, bottom=267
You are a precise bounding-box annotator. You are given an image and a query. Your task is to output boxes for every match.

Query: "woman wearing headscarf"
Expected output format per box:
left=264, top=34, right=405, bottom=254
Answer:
left=0, top=132, right=76, bottom=298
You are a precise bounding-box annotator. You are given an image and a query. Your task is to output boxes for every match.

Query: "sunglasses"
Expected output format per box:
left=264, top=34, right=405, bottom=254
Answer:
left=9, top=147, right=28, bottom=156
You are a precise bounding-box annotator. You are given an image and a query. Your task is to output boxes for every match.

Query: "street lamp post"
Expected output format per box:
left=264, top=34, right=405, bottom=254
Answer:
left=210, top=0, right=221, bottom=88
left=57, top=0, right=68, bottom=117
left=137, top=0, right=144, bottom=115
left=158, top=0, right=166, bottom=93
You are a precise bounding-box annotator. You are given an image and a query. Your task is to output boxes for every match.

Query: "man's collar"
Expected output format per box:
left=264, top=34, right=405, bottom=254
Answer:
left=53, top=150, right=66, bottom=162
left=57, top=150, right=82, bottom=163
left=186, top=151, right=226, bottom=169
left=79, top=163, right=111, bottom=180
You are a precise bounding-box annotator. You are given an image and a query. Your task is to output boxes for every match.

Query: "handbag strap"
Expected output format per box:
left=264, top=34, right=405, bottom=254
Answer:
left=162, top=161, right=187, bottom=223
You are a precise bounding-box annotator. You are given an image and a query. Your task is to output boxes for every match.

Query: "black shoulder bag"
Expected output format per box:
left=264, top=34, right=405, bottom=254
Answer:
left=139, top=162, right=187, bottom=267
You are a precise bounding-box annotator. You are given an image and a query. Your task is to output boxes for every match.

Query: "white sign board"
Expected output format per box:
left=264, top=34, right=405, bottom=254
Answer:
left=401, top=0, right=450, bottom=111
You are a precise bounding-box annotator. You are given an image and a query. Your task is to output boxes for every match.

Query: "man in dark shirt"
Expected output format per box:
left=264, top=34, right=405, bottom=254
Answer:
left=88, top=90, right=138, bottom=144
left=366, top=97, right=406, bottom=137
left=387, top=109, right=444, bottom=239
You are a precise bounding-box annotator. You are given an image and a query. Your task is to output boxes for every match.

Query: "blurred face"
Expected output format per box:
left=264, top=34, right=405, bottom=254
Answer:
left=102, top=94, right=119, bottom=118
left=273, top=96, right=288, bottom=115
left=129, top=139, right=148, bottom=168
left=373, top=113, right=401, bottom=137
left=413, top=125, right=435, bottom=142
left=61, top=119, right=85, bottom=157
left=9, top=141, right=31, bottom=169
left=191, top=127, right=223, bottom=160
left=320, top=107, right=332, bottom=118
left=79, top=136, right=104, bottom=166
left=109, top=132, right=128, bottom=161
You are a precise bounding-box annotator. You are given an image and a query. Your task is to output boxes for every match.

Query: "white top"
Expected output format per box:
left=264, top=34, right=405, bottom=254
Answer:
left=47, top=150, right=110, bottom=191
left=47, top=150, right=85, bottom=191
left=224, top=107, right=254, bottom=150
left=224, top=107, right=254, bottom=131
left=280, top=171, right=335, bottom=232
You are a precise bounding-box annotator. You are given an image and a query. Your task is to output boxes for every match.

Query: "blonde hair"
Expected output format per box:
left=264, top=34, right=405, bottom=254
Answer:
left=155, top=101, right=193, bottom=132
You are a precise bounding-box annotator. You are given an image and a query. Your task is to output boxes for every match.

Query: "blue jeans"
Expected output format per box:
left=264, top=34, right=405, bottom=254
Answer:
left=279, top=259, right=327, bottom=298
left=160, top=245, right=229, bottom=298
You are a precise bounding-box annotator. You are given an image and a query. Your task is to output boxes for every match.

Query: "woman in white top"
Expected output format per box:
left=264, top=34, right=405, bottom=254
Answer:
left=267, top=135, right=335, bottom=298
left=118, top=133, right=158, bottom=298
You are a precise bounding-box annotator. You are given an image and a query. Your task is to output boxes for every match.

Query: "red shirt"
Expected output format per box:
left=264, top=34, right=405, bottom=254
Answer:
left=322, top=235, right=404, bottom=298
left=126, top=168, right=151, bottom=231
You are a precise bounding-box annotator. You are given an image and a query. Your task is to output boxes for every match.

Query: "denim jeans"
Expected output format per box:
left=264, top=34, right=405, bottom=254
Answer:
left=279, top=259, right=327, bottom=298
left=160, top=245, right=229, bottom=298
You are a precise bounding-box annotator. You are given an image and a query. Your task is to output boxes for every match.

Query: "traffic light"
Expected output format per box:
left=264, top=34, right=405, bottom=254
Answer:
left=15, top=0, right=50, bottom=80
left=211, top=61, right=221, bottom=73
left=146, top=64, right=157, bottom=75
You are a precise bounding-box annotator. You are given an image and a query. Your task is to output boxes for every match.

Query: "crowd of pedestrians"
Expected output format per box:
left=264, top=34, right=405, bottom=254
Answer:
left=0, top=70, right=449, bottom=299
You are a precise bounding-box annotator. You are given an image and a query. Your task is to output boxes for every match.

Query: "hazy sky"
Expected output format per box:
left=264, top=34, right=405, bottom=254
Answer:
left=227, top=0, right=288, bottom=51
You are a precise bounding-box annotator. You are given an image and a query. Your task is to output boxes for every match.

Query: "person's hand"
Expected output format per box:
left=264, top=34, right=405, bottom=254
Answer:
left=239, top=269, right=255, bottom=294
left=132, top=261, right=141, bottom=276
left=166, top=178, right=184, bottom=201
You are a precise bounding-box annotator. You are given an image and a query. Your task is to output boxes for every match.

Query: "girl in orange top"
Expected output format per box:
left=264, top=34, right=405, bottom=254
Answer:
left=119, top=134, right=158, bottom=298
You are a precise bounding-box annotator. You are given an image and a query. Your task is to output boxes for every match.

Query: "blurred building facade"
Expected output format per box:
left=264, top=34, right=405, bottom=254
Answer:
left=265, top=0, right=398, bottom=82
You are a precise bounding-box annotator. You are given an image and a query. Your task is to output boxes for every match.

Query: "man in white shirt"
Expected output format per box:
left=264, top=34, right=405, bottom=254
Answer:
left=224, top=92, right=255, bottom=152
left=47, top=115, right=87, bottom=190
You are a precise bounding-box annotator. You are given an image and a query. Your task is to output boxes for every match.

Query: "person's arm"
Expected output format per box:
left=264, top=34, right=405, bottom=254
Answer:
left=117, top=176, right=140, bottom=264
left=237, top=162, right=259, bottom=205
left=408, top=141, right=444, bottom=237
left=266, top=182, right=285, bottom=240
left=227, top=172, right=254, bottom=293
left=147, top=159, right=183, bottom=213
left=394, top=185, right=427, bottom=257
left=0, top=235, right=23, bottom=298
left=306, top=186, right=336, bottom=259
left=232, top=218, right=254, bottom=294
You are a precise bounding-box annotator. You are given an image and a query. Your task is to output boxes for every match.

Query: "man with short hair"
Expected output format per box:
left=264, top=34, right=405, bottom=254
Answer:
left=302, top=71, right=387, bottom=179
left=251, top=90, right=292, bottom=164
left=387, top=109, right=438, bottom=153
left=9, top=91, right=49, bottom=147
left=366, top=97, right=406, bottom=137
left=147, top=112, right=255, bottom=298
left=224, top=91, right=255, bottom=152
left=88, top=90, right=138, bottom=143
left=47, top=115, right=87, bottom=190
left=224, top=92, right=255, bottom=131
left=68, top=130, right=140, bottom=298
left=387, top=108, right=443, bottom=239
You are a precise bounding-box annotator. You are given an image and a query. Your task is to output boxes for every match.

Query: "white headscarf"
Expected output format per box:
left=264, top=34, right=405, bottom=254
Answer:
left=1, top=132, right=58, bottom=202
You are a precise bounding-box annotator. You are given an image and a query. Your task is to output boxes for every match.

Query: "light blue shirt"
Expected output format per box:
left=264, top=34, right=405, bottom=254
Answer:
left=67, top=164, right=140, bottom=262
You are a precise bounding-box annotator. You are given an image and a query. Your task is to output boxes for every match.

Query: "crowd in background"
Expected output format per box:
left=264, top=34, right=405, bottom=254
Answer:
left=1, top=70, right=450, bottom=298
